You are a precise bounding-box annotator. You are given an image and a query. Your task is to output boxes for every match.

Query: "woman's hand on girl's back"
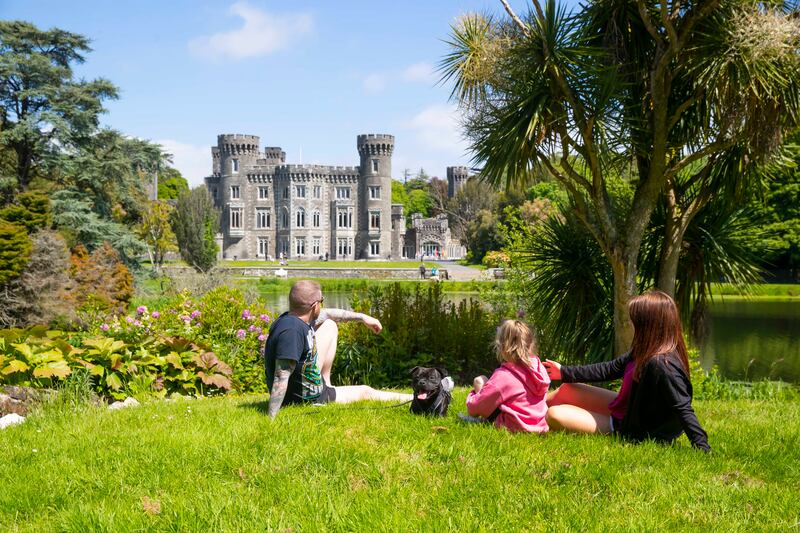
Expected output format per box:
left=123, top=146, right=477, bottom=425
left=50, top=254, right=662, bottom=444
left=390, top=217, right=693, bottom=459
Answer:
left=543, top=359, right=562, bottom=380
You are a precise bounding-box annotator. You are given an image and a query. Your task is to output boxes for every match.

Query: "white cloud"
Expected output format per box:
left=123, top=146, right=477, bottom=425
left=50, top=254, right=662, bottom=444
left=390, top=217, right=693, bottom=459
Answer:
left=362, top=61, right=436, bottom=94
left=404, top=103, right=469, bottom=155
left=189, top=1, right=313, bottom=60
left=401, top=62, right=436, bottom=84
left=157, top=139, right=212, bottom=187
left=363, top=73, right=388, bottom=94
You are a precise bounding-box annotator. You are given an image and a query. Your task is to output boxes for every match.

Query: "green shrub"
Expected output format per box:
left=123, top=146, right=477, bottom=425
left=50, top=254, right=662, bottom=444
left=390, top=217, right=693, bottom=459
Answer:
left=335, top=283, right=501, bottom=386
left=0, top=220, right=31, bottom=286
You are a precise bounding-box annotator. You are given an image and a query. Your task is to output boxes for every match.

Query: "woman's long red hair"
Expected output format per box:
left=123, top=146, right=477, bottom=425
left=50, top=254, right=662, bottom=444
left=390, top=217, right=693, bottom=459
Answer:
left=628, top=291, right=689, bottom=379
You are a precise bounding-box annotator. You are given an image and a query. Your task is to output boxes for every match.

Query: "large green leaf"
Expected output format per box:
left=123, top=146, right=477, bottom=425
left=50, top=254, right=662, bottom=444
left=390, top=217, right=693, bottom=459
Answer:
left=106, top=372, right=123, bottom=391
left=11, top=343, right=34, bottom=359
left=2, top=359, right=30, bottom=375
left=32, top=360, right=71, bottom=379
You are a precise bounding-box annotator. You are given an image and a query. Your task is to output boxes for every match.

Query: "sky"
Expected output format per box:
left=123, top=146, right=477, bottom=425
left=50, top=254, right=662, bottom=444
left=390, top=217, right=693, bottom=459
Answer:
left=1, top=0, right=551, bottom=186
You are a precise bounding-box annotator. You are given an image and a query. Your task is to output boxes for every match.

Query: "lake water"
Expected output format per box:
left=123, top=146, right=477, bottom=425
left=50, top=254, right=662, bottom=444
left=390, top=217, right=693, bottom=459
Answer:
left=260, top=292, right=800, bottom=383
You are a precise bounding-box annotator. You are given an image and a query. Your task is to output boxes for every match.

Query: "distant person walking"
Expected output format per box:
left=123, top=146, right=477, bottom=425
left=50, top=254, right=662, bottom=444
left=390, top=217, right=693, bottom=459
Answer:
left=419, top=264, right=426, bottom=279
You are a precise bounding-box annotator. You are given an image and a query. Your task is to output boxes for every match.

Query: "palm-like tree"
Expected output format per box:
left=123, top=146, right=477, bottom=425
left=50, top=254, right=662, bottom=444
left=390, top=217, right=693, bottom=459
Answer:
left=440, top=0, right=800, bottom=354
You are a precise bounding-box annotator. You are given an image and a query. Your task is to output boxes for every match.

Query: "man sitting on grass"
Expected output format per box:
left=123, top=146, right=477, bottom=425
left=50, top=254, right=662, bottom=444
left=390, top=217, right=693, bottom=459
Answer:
left=265, top=280, right=412, bottom=418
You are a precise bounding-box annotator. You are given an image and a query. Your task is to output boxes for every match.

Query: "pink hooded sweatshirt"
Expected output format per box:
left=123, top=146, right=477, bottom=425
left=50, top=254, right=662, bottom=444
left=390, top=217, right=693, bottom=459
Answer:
left=466, top=359, right=551, bottom=433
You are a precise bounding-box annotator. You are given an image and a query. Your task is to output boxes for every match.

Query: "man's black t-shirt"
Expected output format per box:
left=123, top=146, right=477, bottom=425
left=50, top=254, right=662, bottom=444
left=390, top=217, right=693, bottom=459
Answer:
left=264, top=312, right=323, bottom=404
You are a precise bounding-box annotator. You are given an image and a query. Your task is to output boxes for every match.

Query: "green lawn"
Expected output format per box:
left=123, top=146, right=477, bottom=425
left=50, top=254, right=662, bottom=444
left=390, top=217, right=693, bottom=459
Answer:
left=1, top=391, right=798, bottom=531
left=712, top=282, right=800, bottom=299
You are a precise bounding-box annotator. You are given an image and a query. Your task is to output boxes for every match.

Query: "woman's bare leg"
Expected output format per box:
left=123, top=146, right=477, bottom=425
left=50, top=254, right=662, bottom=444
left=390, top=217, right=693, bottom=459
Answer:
left=546, top=383, right=617, bottom=416
left=546, top=404, right=612, bottom=434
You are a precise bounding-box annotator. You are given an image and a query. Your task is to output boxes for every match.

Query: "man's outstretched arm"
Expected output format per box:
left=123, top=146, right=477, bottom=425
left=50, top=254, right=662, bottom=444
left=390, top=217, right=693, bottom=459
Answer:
left=316, top=309, right=382, bottom=333
left=267, top=358, right=296, bottom=418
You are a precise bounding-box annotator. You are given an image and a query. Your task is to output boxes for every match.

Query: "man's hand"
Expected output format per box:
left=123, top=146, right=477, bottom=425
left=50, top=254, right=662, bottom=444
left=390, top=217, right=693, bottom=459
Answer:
left=267, top=358, right=296, bottom=418
left=362, top=315, right=382, bottom=334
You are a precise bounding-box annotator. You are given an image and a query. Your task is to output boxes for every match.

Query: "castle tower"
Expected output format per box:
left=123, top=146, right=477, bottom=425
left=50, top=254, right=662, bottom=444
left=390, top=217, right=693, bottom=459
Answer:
left=447, top=166, right=469, bottom=198
left=264, top=146, right=286, bottom=165
left=357, top=134, right=394, bottom=259
left=216, top=134, right=260, bottom=258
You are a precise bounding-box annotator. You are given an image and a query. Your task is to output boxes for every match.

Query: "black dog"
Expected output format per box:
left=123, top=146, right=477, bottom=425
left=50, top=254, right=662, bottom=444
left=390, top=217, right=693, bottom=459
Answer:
left=409, top=366, right=452, bottom=417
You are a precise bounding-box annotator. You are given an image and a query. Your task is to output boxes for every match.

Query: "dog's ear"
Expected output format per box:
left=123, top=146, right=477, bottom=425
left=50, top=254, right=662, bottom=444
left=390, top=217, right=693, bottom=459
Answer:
left=409, top=366, right=422, bottom=378
left=435, top=367, right=450, bottom=378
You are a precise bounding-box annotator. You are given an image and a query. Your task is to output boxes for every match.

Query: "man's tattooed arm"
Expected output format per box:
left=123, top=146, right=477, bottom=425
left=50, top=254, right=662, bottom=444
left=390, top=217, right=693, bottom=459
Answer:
left=267, top=358, right=296, bottom=418
left=315, top=309, right=382, bottom=334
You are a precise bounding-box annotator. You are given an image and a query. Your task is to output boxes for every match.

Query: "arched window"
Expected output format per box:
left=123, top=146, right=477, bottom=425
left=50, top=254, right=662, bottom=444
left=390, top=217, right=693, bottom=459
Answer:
left=281, top=209, right=289, bottom=229
left=312, top=210, right=321, bottom=227
left=296, top=208, right=306, bottom=228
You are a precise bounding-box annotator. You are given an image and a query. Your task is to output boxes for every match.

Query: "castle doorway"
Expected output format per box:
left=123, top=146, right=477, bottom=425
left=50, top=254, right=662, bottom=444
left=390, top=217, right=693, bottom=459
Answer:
left=422, top=242, right=441, bottom=257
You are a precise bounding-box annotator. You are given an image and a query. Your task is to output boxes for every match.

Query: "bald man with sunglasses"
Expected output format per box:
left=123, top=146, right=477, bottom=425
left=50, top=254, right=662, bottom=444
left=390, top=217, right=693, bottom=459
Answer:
left=264, top=280, right=412, bottom=418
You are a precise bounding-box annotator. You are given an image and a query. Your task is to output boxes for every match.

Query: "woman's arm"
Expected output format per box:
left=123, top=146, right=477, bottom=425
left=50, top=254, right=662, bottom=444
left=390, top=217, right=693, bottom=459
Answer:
left=658, top=360, right=711, bottom=452
left=560, top=352, right=633, bottom=383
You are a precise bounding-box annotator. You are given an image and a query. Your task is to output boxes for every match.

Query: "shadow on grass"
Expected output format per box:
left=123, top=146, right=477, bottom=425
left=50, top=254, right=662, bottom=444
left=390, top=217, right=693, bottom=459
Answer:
left=238, top=400, right=269, bottom=415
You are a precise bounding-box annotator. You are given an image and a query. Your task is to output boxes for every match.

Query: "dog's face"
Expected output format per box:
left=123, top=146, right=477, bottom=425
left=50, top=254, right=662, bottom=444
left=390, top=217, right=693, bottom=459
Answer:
left=410, top=366, right=449, bottom=401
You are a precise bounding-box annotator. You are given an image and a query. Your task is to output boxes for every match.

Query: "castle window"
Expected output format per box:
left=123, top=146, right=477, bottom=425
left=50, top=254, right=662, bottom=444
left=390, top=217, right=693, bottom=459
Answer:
left=312, top=210, right=321, bottom=228
left=280, top=238, right=289, bottom=255
left=337, top=208, right=352, bottom=229
left=370, top=211, right=381, bottom=230
left=230, top=185, right=240, bottom=199
left=283, top=187, right=289, bottom=199
left=295, top=185, right=306, bottom=198
left=281, top=210, right=289, bottom=229
left=312, top=237, right=321, bottom=256
left=257, top=237, right=269, bottom=257
left=370, top=241, right=380, bottom=256
left=337, top=238, right=352, bottom=257
left=336, top=187, right=351, bottom=200
left=295, top=237, right=306, bottom=256
left=371, top=159, right=379, bottom=173
left=212, top=187, right=218, bottom=200
left=256, top=208, right=270, bottom=229
left=230, top=207, right=242, bottom=229
left=369, top=186, right=381, bottom=199
left=313, top=186, right=322, bottom=199
left=232, top=159, right=240, bottom=174
left=296, top=208, right=306, bottom=228
left=258, top=186, right=269, bottom=199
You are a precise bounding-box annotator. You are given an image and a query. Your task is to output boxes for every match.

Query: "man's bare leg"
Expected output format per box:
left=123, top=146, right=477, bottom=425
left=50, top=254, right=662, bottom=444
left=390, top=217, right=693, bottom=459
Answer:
left=333, top=385, right=412, bottom=404
left=315, top=319, right=339, bottom=386
left=314, top=318, right=413, bottom=404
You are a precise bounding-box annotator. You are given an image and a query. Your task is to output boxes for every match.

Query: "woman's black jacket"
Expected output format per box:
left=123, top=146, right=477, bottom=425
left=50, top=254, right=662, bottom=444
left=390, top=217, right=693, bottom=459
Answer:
left=560, top=352, right=711, bottom=452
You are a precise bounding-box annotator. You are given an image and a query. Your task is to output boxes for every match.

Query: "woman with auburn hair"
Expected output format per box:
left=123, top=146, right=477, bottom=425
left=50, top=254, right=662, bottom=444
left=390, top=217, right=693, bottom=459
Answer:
left=543, top=291, right=710, bottom=451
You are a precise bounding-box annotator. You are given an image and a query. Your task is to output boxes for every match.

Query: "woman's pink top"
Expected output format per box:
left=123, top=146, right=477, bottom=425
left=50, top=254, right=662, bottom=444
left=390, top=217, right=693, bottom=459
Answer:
left=466, top=359, right=551, bottom=433
left=608, top=360, right=636, bottom=420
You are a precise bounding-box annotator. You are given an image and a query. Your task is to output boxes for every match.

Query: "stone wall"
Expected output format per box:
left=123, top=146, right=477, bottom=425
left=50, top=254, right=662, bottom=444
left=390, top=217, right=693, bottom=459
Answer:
left=162, top=266, right=437, bottom=280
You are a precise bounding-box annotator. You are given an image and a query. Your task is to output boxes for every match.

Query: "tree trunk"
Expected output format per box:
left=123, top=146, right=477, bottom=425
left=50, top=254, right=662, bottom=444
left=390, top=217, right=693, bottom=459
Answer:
left=656, top=213, right=684, bottom=298
left=611, top=255, right=636, bottom=356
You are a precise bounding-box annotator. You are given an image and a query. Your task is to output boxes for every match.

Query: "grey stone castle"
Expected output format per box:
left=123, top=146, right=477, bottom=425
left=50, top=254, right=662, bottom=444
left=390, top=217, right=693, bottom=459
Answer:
left=204, top=133, right=467, bottom=261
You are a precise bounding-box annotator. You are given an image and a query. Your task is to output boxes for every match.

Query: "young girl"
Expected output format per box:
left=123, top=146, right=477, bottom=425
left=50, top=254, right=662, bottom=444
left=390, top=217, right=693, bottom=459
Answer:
left=466, top=320, right=551, bottom=433
left=543, top=291, right=710, bottom=451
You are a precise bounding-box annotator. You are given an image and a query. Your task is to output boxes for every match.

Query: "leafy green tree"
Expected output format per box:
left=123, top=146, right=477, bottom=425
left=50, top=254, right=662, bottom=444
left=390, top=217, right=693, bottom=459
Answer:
left=0, top=21, right=117, bottom=198
left=170, top=187, right=219, bottom=273
left=0, top=191, right=50, bottom=231
left=136, top=201, right=177, bottom=270
left=405, top=189, right=434, bottom=219
left=391, top=180, right=409, bottom=206
left=51, top=189, right=145, bottom=266
left=442, top=1, right=800, bottom=352
left=157, top=167, right=189, bottom=200
left=0, top=220, right=31, bottom=285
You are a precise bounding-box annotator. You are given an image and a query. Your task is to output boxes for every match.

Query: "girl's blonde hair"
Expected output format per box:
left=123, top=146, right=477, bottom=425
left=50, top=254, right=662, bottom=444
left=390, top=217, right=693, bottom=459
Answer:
left=494, top=319, right=537, bottom=367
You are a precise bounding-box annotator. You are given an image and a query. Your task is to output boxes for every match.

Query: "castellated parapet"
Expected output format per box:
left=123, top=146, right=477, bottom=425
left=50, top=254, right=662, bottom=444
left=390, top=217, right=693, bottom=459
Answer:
left=205, top=133, right=399, bottom=261
left=447, top=166, right=470, bottom=198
